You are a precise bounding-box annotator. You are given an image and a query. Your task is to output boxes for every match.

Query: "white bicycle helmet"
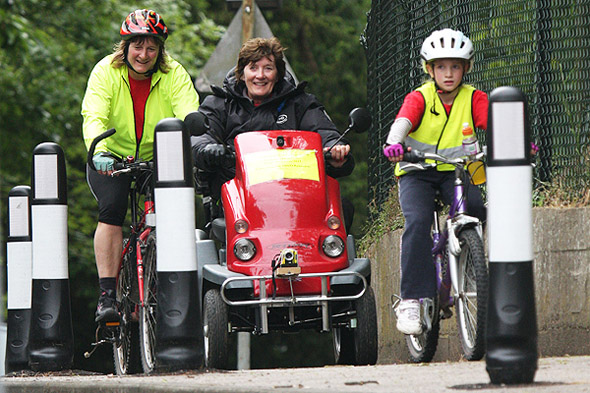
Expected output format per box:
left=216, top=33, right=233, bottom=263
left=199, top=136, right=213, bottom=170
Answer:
left=421, top=28, right=474, bottom=72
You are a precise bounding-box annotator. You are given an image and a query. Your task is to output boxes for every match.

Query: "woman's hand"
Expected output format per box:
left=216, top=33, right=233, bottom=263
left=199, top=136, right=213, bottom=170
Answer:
left=324, top=144, right=350, bottom=168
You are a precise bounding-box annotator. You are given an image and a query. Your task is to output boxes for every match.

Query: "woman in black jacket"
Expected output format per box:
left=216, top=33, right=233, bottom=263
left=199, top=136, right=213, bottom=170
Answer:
left=191, top=37, right=355, bottom=229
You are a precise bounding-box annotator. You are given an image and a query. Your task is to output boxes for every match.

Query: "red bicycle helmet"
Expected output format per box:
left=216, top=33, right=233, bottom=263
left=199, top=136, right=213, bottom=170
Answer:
left=120, top=9, right=168, bottom=42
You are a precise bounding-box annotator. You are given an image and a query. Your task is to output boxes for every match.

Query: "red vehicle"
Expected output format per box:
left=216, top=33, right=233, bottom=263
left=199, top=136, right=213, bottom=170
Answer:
left=195, top=108, right=378, bottom=369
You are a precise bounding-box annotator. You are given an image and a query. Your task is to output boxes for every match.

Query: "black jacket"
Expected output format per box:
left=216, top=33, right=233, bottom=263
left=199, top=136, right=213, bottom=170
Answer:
left=191, top=70, right=354, bottom=197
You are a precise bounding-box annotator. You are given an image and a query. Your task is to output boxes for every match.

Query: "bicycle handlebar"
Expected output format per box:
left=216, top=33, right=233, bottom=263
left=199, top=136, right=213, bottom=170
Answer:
left=403, top=148, right=485, bottom=166
left=87, top=128, right=117, bottom=172
left=87, top=128, right=153, bottom=175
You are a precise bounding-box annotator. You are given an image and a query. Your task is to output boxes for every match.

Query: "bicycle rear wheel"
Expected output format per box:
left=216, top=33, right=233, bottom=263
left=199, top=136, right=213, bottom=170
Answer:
left=139, top=232, right=158, bottom=373
left=405, top=298, right=439, bottom=363
left=113, top=238, right=141, bottom=375
left=455, top=228, right=488, bottom=361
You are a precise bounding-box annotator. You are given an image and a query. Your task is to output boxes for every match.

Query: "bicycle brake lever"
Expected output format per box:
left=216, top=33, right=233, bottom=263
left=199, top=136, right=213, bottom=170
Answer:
left=111, top=168, right=131, bottom=177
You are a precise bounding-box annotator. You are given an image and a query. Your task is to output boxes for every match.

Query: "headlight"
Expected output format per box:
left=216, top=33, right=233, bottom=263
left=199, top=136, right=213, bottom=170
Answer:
left=234, top=238, right=256, bottom=261
left=322, top=235, right=345, bottom=257
left=326, top=215, right=341, bottom=230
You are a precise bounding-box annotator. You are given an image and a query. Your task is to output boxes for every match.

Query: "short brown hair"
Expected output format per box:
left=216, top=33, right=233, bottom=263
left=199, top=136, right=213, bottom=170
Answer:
left=111, top=36, right=170, bottom=73
left=235, top=37, right=286, bottom=82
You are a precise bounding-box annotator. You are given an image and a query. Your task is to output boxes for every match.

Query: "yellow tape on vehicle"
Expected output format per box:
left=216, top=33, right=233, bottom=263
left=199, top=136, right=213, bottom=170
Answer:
left=243, top=149, right=320, bottom=185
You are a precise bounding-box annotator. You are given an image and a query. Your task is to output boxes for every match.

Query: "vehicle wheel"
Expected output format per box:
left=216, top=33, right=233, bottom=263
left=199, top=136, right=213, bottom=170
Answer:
left=332, top=286, right=378, bottom=365
left=203, top=288, right=230, bottom=369
left=139, top=232, right=158, bottom=373
left=455, top=228, right=488, bottom=361
left=405, top=297, right=440, bottom=363
left=113, top=240, right=141, bottom=375
left=332, top=322, right=355, bottom=365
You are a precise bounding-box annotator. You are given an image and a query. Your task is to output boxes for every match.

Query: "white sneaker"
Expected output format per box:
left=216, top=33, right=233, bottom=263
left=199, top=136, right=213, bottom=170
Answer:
left=395, top=299, right=423, bottom=335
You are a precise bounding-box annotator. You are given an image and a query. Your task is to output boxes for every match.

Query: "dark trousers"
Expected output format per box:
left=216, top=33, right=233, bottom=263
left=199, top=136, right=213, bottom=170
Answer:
left=398, top=169, right=486, bottom=299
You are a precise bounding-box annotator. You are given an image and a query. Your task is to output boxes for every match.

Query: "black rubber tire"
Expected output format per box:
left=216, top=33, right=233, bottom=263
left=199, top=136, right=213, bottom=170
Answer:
left=332, top=326, right=355, bottom=365
left=333, top=286, right=378, bottom=365
left=203, top=288, right=230, bottom=369
left=139, top=232, right=157, bottom=374
left=455, top=228, right=488, bottom=361
left=405, top=298, right=440, bottom=363
left=113, top=240, right=141, bottom=375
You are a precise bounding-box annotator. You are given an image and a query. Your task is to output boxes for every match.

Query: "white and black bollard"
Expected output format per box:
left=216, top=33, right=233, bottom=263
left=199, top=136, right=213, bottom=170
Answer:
left=486, top=86, right=538, bottom=384
left=6, top=186, right=33, bottom=372
left=28, top=143, right=73, bottom=371
left=153, top=118, right=204, bottom=370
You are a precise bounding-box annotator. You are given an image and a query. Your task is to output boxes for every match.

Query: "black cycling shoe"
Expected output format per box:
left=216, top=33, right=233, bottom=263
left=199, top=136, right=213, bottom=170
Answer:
left=95, top=289, right=120, bottom=324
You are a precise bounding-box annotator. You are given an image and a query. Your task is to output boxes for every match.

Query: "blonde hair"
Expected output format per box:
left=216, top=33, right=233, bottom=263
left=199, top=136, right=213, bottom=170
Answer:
left=110, top=36, right=170, bottom=73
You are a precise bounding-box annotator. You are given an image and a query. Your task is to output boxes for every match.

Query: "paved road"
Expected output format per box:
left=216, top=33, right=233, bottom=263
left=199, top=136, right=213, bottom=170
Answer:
left=1, top=356, right=589, bottom=393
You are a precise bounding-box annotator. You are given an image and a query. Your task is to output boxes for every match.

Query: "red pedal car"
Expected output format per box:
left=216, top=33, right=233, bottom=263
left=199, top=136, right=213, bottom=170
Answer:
left=195, top=108, right=378, bottom=368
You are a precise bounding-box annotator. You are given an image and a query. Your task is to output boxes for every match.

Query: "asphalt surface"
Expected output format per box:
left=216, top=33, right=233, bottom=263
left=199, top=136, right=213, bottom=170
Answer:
left=1, top=356, right=589, bottom=393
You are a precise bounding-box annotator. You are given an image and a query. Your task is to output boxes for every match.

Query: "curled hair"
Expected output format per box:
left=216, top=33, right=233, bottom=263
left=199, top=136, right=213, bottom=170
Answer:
left=235, top=37, right=286, bottom=82
left=111, top=36, right=170, bottom=73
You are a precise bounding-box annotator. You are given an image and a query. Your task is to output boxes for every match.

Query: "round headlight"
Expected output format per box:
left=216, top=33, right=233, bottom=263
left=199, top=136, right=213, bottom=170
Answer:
left=234, top=238, right=256, bottom=261
left=322, top=235, right=345, bottom=257
left=235, top=219, right=248, bottom=234
left=326, top=215, right=341, bottom=230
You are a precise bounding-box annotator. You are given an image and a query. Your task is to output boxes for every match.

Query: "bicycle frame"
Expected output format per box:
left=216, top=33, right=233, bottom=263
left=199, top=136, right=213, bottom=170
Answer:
left=119, top=177, right=154, bottom=307
left=431, top=164, right=483, bottom=309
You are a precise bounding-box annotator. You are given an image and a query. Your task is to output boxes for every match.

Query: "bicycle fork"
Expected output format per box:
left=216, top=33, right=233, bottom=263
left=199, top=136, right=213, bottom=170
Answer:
left=137, top=199, right=154, bottom=307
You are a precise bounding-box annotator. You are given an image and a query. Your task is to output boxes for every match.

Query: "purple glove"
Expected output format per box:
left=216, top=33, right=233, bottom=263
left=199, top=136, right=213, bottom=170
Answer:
left=383, top=143, right=404, bottom=159
left=530, top=142, right=539, bottom=154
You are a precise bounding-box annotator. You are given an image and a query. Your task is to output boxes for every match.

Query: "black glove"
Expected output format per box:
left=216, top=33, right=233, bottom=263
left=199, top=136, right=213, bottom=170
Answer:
left=201, top=144, right=226, bottom=167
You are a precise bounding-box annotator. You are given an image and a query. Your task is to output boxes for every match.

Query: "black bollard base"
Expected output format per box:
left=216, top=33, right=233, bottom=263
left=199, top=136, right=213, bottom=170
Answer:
left=155, top=271, right=204, bottom=370
left=486, top=342, right=538, bottom=384
left=154, top=342, right=205, bottom=371
left=5, top=309, right=32, bottom=373
left=28, top=279, right=74, bottom=371
left=29, top=345, right=73, bottom=372
left=486, top=262, right=538, bottom=385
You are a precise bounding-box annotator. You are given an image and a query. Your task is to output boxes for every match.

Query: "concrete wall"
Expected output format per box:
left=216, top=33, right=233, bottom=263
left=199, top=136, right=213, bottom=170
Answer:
left=365, top=207, right=590, bottom=364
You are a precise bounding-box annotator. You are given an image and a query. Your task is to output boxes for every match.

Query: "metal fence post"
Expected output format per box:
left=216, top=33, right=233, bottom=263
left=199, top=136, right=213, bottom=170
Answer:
left=485, top=86, right=538, bottom=384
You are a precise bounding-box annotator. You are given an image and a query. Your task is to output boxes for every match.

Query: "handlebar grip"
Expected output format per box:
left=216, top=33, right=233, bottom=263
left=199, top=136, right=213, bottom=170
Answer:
left=403, top=149, right=425, bottom=163
left=87, top=128, right=116, bottom=171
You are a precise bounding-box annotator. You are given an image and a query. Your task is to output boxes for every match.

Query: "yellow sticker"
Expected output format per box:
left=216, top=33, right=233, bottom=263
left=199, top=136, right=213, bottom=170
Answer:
left=243, top=149, right=320, bottom=185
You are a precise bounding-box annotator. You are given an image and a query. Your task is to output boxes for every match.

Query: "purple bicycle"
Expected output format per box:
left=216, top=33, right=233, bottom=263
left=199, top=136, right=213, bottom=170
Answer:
left=396, top=149, right=488, bottom=363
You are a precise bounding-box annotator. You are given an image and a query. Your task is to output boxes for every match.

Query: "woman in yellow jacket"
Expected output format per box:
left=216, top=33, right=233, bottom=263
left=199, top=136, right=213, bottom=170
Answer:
left=81, top=9, right=199, bottom=324
left=382, top=29, right=487, bottom=336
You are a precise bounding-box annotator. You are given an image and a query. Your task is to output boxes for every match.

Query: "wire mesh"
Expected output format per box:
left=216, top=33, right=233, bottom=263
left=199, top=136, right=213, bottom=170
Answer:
left=363, top=0, right=590, bottom=211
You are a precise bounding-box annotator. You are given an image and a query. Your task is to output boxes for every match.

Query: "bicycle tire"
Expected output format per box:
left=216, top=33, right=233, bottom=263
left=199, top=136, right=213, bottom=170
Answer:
left=405, top=297, right=440, bottom=363
left=203, top=288, right=230, bottom=369
left=113, top=239, right=141, bottom=375
left=139, top=232, right=158, bottom=373
left=455, top=228, right=488, bottom=361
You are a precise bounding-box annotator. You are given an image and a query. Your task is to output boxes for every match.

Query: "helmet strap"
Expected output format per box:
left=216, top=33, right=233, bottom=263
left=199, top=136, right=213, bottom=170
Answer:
left=123, top=43, right=162, bottom=78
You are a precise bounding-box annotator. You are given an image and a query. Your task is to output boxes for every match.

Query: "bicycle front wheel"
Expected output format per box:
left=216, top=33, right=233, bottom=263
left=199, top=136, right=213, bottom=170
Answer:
left=113, top=238, right=141, bottom=375
left=405, top=298, right=439, bottom=363
left=139, top=232, right=158, bottom=373
left=455, top=228, right=488, bottom=361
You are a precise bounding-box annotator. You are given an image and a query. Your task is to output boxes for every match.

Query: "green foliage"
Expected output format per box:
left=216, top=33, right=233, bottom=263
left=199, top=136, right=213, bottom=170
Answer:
left=358, top=185, right=404, bottom=257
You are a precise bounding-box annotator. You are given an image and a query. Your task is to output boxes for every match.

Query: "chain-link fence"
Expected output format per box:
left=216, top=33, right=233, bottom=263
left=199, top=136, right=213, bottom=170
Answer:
left=362, top=0, right=590, bottom=210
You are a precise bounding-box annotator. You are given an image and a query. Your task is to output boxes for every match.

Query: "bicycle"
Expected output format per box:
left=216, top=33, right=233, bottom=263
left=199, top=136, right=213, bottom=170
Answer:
left=84, top=129, right=158, bottom=375
left=394, top=149, right=488, bottom=363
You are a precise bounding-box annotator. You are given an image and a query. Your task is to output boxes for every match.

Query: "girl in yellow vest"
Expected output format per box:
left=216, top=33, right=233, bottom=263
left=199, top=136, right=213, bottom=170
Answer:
left=382, top=29, right=487, bottom=335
